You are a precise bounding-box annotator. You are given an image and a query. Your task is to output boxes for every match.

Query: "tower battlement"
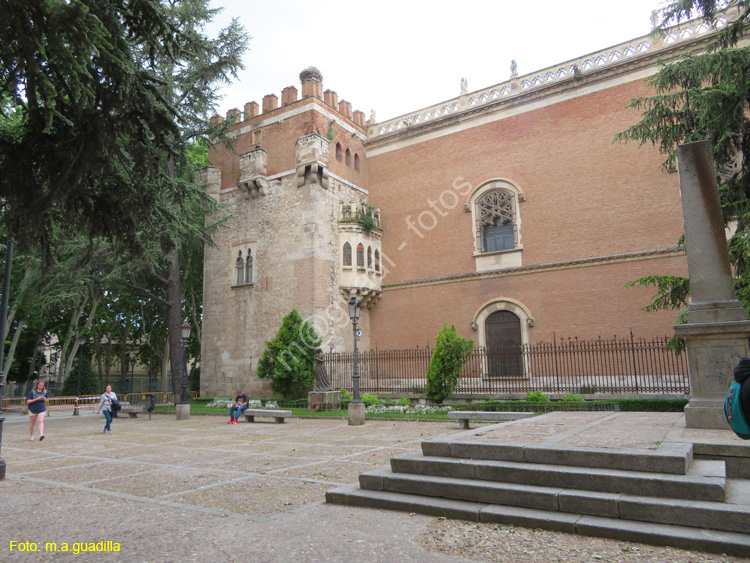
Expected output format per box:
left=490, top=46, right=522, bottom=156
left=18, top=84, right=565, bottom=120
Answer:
left=211, top=66, right=368, bottom=129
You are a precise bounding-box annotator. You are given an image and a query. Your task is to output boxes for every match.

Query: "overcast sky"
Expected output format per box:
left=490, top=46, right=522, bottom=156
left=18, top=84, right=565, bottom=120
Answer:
left=208, top=0, right=665, bottom=122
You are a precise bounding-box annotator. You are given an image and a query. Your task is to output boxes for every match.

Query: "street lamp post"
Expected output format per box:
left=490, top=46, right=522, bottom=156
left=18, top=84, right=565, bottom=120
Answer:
left=176, top=322, right=191, bottom=420
left=347, top=296, right=365, bottom=426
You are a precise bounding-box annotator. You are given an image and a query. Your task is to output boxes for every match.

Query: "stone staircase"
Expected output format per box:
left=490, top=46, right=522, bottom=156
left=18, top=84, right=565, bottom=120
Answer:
left=326, top=438, right=750, bottom=556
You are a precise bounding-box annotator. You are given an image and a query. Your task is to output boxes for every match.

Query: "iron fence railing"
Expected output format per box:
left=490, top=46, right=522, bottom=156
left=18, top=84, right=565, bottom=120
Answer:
left=325, top=335, right=690, bottom=396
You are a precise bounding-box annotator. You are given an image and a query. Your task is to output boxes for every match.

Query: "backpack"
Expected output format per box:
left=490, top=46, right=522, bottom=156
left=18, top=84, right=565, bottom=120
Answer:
left=723, top=381, right=750, bottom=440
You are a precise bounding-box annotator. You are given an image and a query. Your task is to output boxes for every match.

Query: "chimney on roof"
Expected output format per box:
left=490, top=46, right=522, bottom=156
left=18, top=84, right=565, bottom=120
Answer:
left=300, top=66, right=323, bottom=99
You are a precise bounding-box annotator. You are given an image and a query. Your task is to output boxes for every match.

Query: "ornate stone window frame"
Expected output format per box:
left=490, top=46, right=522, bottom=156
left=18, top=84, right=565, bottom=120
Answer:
left=466, top=179, right=525, bottom=272
left=472, top=298, right=535, bottom=378
left=230, top=242, right=258, bottom=288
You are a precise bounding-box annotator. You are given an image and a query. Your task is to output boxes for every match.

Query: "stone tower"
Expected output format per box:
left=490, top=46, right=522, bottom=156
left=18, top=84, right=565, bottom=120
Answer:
left=200, top=68, right=382, bottom=398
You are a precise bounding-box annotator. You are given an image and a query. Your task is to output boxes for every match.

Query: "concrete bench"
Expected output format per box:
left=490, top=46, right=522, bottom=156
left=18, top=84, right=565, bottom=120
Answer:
left=243, top=409, right=293, bottom=424
left=448, top=410, right=535, bottom=429
left=120, top=407, right=143, bottom=419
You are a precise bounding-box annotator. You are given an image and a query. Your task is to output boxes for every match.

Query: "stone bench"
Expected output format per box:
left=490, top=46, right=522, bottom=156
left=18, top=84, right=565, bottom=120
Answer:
left=243, top=409, right=293, bottom=424
left=448, top=410, right=535, bottom=429
left=120, top=407, right=143, bottom=419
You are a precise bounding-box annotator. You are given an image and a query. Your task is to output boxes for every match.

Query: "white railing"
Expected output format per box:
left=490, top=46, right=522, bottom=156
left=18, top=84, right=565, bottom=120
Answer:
left=371, top=16, right=727, bottom=139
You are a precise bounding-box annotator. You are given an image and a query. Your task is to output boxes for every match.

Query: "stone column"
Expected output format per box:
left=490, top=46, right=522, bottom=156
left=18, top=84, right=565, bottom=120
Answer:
left=673, top=140, right=750, bottom=429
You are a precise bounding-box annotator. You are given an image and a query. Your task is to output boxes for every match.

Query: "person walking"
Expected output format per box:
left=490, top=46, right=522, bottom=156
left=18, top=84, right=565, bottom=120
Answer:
left=26, top=380, right=49, bottom=441
left=95, top=385, right=118, bottom=435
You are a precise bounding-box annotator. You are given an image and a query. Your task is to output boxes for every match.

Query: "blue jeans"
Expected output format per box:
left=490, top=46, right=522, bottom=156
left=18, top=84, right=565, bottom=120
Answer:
left=103, top=410, right=112, bottom=431
left=229, top=405, right=247, bottom=420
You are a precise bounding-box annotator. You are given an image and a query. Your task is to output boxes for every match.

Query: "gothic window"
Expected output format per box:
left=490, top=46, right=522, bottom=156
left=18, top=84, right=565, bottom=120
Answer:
left=356, top=243, right=364, bottom=267
left=367, top=246, right=372, bottom=269
left=236, top=252, right=244, bottom=285
left=374, top=249, right=380, bottom=272
left=345, top=148, right=351, bottom=167
left=343, top=242, right=352, bottom=266
left=336, top=143, right=342, bottom=162
left=478, top=190, right=516, bottom=252
left=245, top=250, right=253, bottom=284
left=354, top=153, right=360, bottom=172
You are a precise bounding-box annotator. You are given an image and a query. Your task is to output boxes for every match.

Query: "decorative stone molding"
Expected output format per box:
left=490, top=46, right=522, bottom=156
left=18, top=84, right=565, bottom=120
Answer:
left=296, top=134, right=330, bottom=167
left=296, top=134, right=331, bottom=189
left=238, top=148, right=269, bottom=199
left=340, top=287, right=382, bottom=309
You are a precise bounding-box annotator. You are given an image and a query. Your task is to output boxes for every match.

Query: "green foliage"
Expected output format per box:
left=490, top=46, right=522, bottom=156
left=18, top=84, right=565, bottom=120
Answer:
left=360, top=393, right=380, bottom=404
left=256, top=309, right=322, bottom=399
left=561, top=393, right=585, bottom=403
left=340, top=387, right=353, bottom=402
left=61, top=358, right=99, bottom=396
left=425, top=324, right=474, bottom=404
left=617, top=1, right=750, bottom=331
left=397, top=397, right=411, bottom=406
left=618, top=399, right=689, bottom=412
left=577, top=384, right=598, bottom=395
left=525, top=390, right=551, bottom=404
left=357, top=205, right=378, bottom=233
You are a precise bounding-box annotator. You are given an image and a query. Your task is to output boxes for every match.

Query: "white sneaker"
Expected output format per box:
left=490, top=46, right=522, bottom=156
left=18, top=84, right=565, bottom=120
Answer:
left=106, top=430, right=112, bottom=435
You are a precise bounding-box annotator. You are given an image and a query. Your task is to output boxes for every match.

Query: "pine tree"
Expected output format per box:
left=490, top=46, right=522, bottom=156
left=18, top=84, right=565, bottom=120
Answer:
left=425, top=324, right=474, bottom=404
left=257, top=310, right=322, bottom=400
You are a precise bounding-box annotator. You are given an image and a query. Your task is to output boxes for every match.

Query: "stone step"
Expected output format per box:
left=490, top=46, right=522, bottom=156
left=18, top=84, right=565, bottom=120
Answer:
left=422, top=440, right=693, bottom=475
left=359, top=467, right=750, bottom=534
left=325, top=484, right=750, bottom=558
left=390, top=452, right=726, bottom=502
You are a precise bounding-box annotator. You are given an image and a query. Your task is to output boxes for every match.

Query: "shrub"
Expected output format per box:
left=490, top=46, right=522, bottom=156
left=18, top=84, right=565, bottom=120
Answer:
left=397, top=397, right=411, bottom=406
left=361, top=393, right=380, bottom=405
left=618, top=399, right=689, bottom=412
left=257, top=309, right=322, bottom=399
left=561, top=392, right=585, bottom=403
left=525, top=390, right=550, bottom=404
left=340, top=388, right=353, bottom=402
left=61, top=357, right=100, bottom=396
left=578, top=384, right=598, bottom=394
left=425, top=324, right=474, bottom=404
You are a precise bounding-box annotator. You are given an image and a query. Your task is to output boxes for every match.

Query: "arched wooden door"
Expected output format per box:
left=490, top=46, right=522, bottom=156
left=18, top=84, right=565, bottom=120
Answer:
left=485, top=310, right=523, bottom=377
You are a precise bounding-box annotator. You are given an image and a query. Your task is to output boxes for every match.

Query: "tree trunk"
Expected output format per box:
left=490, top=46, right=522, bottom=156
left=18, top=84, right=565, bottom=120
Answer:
left=167, top=248, right=185, bottom=400
left=3, top=318, right=25, bottom=378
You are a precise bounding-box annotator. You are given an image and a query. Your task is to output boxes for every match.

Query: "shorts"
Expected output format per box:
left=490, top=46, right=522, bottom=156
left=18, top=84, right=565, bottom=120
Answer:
left=28, top=410, right=45, bottom=416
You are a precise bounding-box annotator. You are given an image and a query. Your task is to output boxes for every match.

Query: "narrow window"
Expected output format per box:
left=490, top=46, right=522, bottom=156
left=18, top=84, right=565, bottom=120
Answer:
left=246, top=250, right=253, bottom=284
left=356, top=243, right=364, bottom=267
left=374, top=249, right=380, bottom=272
left=345, top=148, right=351, bottom=167
left=336, top=143, right=342, bottom=162
left=367, top=246, right=372, bottom=269
left=354, top=153, right=360, bottom=172
left=343, top=242, right=352, bottom=266
left=236, top=252, right=244, bottom=285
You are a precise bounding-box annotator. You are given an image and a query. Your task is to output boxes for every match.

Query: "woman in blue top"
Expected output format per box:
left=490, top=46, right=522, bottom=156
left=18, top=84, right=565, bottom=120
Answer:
left=26, top=380, right=49, bottom=441
left=95, top=385, right=117, bottom=435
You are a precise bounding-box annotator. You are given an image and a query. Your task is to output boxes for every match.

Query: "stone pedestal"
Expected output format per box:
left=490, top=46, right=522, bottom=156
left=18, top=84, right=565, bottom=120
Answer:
left=348, top=401, right=365, bottom=426
left=675, top=321, right=750, bottom=429
left=308, top=390, right=341, bottom=411
left=175, top=404, right=190, bottom=421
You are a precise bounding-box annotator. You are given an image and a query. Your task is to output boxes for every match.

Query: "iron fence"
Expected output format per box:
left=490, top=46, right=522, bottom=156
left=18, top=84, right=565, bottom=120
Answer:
left=325, top=335, right=690, bottom=396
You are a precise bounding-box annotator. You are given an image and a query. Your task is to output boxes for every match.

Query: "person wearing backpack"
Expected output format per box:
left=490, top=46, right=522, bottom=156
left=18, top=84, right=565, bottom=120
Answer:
left=724, top=356, right=750, bottom=439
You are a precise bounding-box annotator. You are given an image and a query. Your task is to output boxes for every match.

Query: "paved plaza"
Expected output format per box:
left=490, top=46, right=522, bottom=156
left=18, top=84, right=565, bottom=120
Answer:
left=1, top=411, right=749, bottom=562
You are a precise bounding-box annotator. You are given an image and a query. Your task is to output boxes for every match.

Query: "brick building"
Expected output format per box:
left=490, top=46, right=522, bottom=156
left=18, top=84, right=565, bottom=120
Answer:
left=200, top=23, right=719, bottom=397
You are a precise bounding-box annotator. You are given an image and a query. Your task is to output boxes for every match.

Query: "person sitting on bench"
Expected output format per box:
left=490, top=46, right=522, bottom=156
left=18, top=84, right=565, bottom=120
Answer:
left=228, top=390, right=249, bottom=424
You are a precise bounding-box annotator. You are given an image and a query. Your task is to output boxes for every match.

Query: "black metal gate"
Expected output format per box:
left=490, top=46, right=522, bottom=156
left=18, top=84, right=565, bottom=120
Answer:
left=486, top=310, right=523, bottom=377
